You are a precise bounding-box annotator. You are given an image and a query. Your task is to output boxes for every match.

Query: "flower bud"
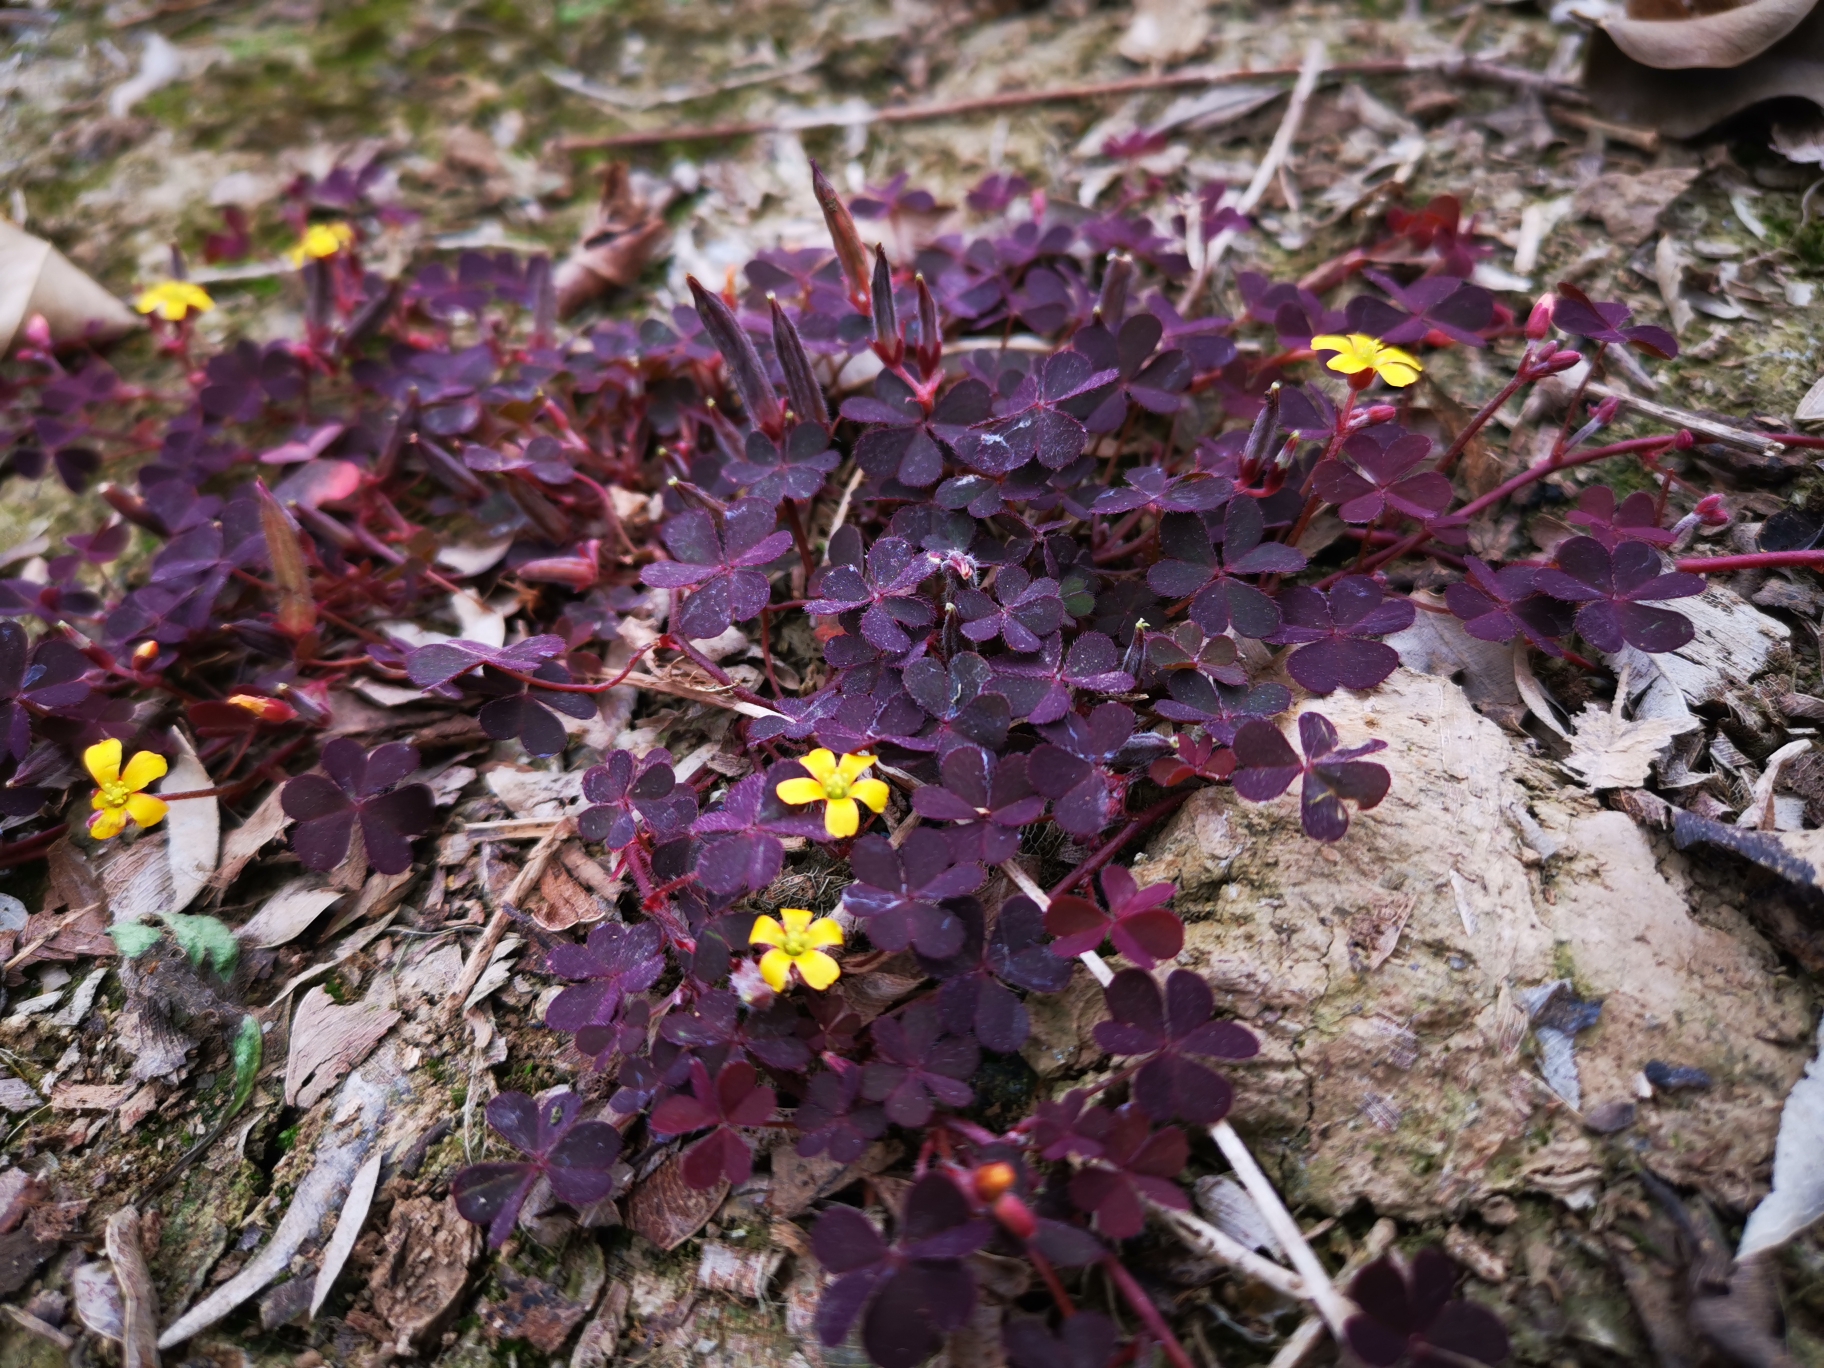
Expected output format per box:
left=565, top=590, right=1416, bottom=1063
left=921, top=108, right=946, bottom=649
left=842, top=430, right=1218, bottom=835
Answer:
left=228, top=694, right=300, bottom=724
left=1694, top=493, right=1730, bottom=527
left=973, top=1161, right=1018, bottom=1203
left=131, top=640, right=160, bottom=669
left=1526, top=293, right=1555, bottom=341
left=1674, top=429, right=1695, bottom=450
left=21, top=314, right=51, bottom=353
left=517, top=540, right=602, bottom=589
left=274, top=682, right=330, bottom=725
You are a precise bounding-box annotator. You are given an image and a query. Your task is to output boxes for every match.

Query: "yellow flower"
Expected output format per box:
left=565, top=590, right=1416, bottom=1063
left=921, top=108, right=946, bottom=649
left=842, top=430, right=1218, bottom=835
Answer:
left=84, top=739, right=168, bottom=841
left=750, top=907, right=844, bottom=991
left=134, top=280, right=214, bottom=322
left=288, top=221, right=356, bottom=267
left=1310, top=333, right=1423, bottom=389
left=776, top=749, right=890, bottom=839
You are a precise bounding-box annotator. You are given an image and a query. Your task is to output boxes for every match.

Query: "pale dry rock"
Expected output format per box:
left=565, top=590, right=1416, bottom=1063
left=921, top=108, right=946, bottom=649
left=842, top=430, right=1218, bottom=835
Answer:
left=1143, top=668, right=1813, bottom=1219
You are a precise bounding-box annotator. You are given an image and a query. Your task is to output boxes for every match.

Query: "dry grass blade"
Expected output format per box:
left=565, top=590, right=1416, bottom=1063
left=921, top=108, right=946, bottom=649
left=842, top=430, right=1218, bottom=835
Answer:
left=105, top=1206, right=159, bottom=1368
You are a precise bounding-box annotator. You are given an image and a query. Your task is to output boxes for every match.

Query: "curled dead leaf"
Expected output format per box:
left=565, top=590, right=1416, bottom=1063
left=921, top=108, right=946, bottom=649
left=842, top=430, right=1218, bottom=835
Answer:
left=553, top=164, right=672, bottom=319
left=1602, top=0, right=1816, bottom=69
left=0, top=221, right=138, bottom=354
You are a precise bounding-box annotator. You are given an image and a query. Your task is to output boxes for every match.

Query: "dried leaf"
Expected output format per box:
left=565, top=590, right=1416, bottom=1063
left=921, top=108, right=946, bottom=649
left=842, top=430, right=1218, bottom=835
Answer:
left=311, top=1151, right=382, bottom=1318
left=367, top=1193, right=480, bottom=1352
left=283, top=986, right=401, bottom=1109
left=0, top=220, right=138, bottom=354
left=1562, top=702, right=1681, bottom=790
left=1603, top=0, right=1815, bottom=69
left=1572, top=168, right=1701, bottom=247
left=214, top=785, right=291, bottom=889
left=1740, top=1013, right=1824, bottom=1256
left=531, top=862, right=601, bottom=931
left=236, top=878, right=343, bottom=949
left=553, top=164, right=671, bottom=318
left=158, top=1048, right=409, bottom=1348
left=626, top=1153, right=725, bottom=1250
left=159, top=732, right=219, bottom=912
left=1118, top=0, right=1212, bottom=65
left=257, top=481, right=316, bottom=638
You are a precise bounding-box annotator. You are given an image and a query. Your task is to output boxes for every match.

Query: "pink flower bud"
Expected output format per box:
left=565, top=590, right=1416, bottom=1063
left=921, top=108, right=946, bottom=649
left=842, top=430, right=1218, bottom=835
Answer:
left=21, top=314, right=51, bottom=352
left=1674, top=429, right=1695, bottom=450
left=1695, top=493, right=1729, bottom=526
left=1591, top=395, right=1621, bottom=424
left=1526, top=294, right=1555, bottom=340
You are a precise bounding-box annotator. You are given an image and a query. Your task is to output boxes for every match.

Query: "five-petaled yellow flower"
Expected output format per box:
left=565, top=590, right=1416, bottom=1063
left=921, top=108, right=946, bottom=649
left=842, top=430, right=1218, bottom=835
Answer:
left=750, top=907, right=844, bottom=992
left=776, top=749, right=890, bottom=839
left=134, top=280, right=214, bottom=323
left=84, top=739, right=168, bottom=841
left=288, top=222, right=356, bottom=266
left=1311, top=333, right=1424, bottom=389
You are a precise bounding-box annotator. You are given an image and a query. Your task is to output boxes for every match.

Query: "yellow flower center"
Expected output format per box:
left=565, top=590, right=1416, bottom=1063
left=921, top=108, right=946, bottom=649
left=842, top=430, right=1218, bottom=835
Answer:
left=780, top=927, right=812, bottom=956
left=95, top=780, right=130, bottom=810
left=821, top=774, right=850, bottom=800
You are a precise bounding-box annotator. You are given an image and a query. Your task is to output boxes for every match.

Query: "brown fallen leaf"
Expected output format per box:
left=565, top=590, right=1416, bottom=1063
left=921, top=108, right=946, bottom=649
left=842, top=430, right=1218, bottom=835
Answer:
left=478, top=1267, right=592, bottom=1353
left=553, top=163, right=672, bottom=319
left=1562, top=701, right=1681, bottom=790
left=1603, top=0, right=1815, bottom=69
left=626, top=1152, right=725, bottom=1251
left=1572, top=168, right=1701, bottom=247
left=0, top=220, right=138, bottom=354
left=1585, top=4, right=1824, bottom=137
left=532, top=860, right=601, bottom=931
left=283, top=985, right=401, bottom=1109
left=367, top=1194, right=479, bottom=1353
left=213, top=784, right=290, bottom=889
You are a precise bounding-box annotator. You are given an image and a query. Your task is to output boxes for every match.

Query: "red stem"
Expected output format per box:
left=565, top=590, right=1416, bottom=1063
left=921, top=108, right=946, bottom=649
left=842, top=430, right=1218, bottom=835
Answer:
left=1677, top=551, right=1824, bottom=574
left=1433, top=349, right=1535, bottom=476
left=0, top=825, right=68, bottom=869
left=1100, top=1254, right=1195, bottom=1368
left=1049, top=792, right=1190, bottom=899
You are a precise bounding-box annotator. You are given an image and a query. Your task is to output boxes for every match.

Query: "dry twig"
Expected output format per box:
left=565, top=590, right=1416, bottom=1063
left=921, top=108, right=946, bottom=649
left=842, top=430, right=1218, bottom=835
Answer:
left=106, top=1206, right=160, bottom=1368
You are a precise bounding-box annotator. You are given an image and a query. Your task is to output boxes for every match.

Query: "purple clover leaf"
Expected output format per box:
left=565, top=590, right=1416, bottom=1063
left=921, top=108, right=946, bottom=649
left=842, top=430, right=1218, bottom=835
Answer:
left=1091, top=465, right=1232, bottom=517
left=450, top=1091, right=623, bottom=1248
left=1273, top=575, right=1415, bottom=694
left=813, top=1174, right=991, bottom=1368
left=910, top=744, right=1046, bottom=864
left=649, top=1057, right=778, bottom=1189
left=472, top=659, right=600, bottom=758
left=1028, top=701, right=1138, bottom=839
left=1003, top=1311, right=1122, bottom=1368
left=1347, top=272, right=1495, bottom=348
left=844, top=828, right=984, bottom=958
left=922, top=895, right=1071, bottom=1053
left=1232, top=712, right=1390, bottom=841
left=726, top=421, right=840, bottom=504
left=1044, top=862, right=1183, bottom=969
left=1147, top=498, right=1306, bottom=639
left=1066, top=1102, right=1190, bottom=1239
left=1094, top=969, right=1258, bottom=1124
left=795, top=1066, right=888, bottom=1163
left=280, top=738, right=433, bottom=875
left=578, top=747, right=697, bottom=848
left=1313, top=427, right=1454, bottom=524
left=957, top=566, right=1066, bottom=653
left=844, top=372, right=992, bottom=491
left=807, top=527, right=937, bottom=655
left=1070, top=312, right=1193, bottom=434
left=991, top=631, right=1133, bottom=725
left=691, top=772, right=788, bottom=896
left=1532, top=536, right=1703, bottom=653
left=1443, top=558, right=1575, bottom=657
left=545, top=921, right=667, bottom=1054
left=1345, top=1248, right=1511, bottom=1367
left=640, top=498, right=794, bottom=640
left=1551, top=282, right=1678, bottom=359
left=901, top=653, right=1012, bottom=755
left=1565, top=485, right=1675, bottom=549
left=862, top=999, right=978, bottom=1127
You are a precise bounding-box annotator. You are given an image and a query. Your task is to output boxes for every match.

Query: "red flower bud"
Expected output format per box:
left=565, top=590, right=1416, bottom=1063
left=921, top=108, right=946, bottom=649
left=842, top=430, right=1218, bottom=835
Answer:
left=973, top=1161, right=1018, bottom=1203
left=1526, top=293, right=1555, bottom=340
left=228, top=694, right=299, bottom=724
left=130, top=640, right=160, bottom=669
left=1694, top=493, right=1730, bottom=527
left=1674, top=429, right=1695, bottom=450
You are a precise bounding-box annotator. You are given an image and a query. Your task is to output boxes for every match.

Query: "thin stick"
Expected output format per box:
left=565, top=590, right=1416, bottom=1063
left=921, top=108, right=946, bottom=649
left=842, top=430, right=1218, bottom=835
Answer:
left=447, top=823, right=568, bottom=1015
left=1149, top=1203, right=1312, bottom=1301
left=1267, top=1219, right=1396, bottom=1368
left=620, top=672, right=786, bottom=719
left=823, top=465, right=867, bottom=559
left=1585, top=381, right=1782, bottom=456
left=1183, top=39, right=1326, bottom=305
left=1210, top=1121, right=1353, bottom=1338
left=556, top=54, right=1583, bottom=152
